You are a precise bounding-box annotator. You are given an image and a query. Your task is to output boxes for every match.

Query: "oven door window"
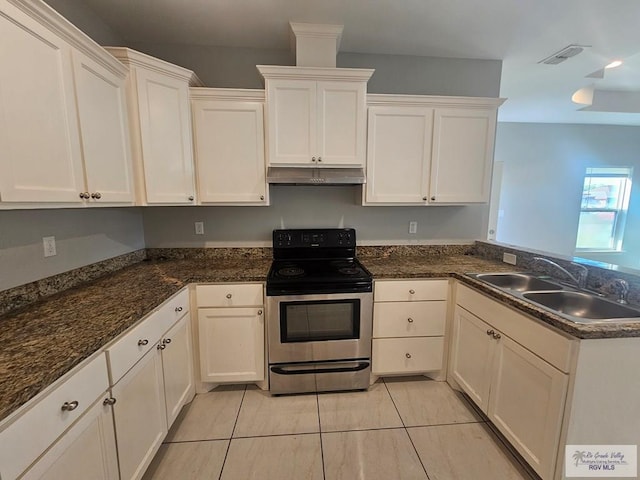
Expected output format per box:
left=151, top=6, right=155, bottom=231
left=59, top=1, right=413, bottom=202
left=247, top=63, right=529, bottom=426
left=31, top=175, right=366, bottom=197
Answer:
left=280, top=299, right=360, bottom=342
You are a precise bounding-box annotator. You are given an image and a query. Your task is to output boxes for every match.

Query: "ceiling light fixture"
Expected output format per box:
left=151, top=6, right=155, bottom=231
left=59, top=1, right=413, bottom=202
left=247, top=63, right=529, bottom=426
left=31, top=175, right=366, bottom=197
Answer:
left=605, top=60, right=623, bottom=69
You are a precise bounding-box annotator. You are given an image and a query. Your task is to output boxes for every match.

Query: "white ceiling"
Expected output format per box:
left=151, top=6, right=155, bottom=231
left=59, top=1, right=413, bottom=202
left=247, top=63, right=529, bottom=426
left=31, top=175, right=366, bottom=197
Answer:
left=82, top=0, right=640, bottom=126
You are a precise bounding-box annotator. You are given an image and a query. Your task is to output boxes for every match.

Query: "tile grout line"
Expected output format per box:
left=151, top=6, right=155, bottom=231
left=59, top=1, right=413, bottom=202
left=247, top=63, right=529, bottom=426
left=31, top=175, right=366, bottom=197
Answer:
left=316, top=392, right=327, bottom=480
left=382, top=378, right=432, bottom=480
left=217, top=384, right=248, bottom=480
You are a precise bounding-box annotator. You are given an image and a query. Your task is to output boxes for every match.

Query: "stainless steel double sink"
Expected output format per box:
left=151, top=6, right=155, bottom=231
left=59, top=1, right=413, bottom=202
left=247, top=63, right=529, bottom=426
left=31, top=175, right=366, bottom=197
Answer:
left=467, top=272, right=640, bottom=324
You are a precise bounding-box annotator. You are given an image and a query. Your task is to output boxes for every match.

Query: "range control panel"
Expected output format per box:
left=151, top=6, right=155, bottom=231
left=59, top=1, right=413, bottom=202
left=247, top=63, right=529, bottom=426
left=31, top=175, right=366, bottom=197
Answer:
left=273, top=228, right=356, bottom=248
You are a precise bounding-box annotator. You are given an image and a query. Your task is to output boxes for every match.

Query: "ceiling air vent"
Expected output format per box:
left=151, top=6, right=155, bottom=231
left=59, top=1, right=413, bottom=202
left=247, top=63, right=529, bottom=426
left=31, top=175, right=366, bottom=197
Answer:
left=538, top=44, right=590, bottom=65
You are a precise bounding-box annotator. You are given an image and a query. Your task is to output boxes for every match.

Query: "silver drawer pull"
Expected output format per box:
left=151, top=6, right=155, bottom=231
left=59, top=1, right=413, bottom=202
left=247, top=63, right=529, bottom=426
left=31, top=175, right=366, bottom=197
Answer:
left=486, top=329, right=495, bottom=336
left=409, top=289, right=415, bottom=294
left=226, top=293, right=232, bottom=299
left=103, top=397, right=117, bottom=406
left=492, top=332, right=502, bottom=340
left=405, top=353, right=412, bottom=359
left=157, top=344, right=166, bottom=350
left=61, top=400, right=79, bottom=412
left=175, top=306, right=183, bottom=312
left=407, top=318, right=414, bottom=323
left=163, top=338, right=172, bottom=345
left=138, top=339, right=149, bottom=346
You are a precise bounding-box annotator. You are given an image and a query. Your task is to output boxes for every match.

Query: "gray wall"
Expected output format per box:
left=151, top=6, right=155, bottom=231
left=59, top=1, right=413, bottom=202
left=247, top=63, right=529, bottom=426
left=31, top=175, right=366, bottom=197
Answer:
left=143, top=187, right=487, bottom=247
left=43, top=0, right=124, bottom=45
left=495, top=122, right=640, bottom=268
left=0, top=209, right=145, bottom=291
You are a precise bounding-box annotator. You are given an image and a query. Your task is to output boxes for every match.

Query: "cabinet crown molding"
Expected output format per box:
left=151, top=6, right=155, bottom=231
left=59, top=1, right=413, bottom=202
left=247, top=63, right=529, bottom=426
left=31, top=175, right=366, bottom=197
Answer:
left=189, top=88, right=265, bottom=102
left=367, top=93, right=506, bottom=109
left=257, top=65, right=374, bottom=83
left=105, top=47, right=204, bottom=86
left=5, top=0, right=128, bottom=78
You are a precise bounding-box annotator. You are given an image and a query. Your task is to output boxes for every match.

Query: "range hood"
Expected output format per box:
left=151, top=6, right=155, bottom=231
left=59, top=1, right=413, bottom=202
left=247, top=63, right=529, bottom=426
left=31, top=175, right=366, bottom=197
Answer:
left=267, top=167, right=366, bottom=185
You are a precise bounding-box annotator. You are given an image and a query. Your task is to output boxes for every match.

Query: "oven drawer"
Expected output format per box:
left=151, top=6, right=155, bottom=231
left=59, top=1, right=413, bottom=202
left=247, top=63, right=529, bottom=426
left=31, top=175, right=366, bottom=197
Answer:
left=374, top=280, right=448, bottom=302
left=196, top=283, right=263, bottom=307
left=372, top=337, right=444, bottom=375
left=373, top=301, right=446, bottom=338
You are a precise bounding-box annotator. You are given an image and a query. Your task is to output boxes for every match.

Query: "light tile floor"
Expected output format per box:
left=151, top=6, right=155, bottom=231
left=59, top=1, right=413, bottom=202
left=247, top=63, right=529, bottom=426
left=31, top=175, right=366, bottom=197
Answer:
left=143, top=377, right=538, bottom=480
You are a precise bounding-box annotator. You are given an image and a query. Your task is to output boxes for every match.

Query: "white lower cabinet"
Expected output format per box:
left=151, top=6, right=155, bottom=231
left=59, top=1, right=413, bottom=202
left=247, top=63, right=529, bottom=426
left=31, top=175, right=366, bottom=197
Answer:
left=111, top=345, right=167, bottom=480
left=21, top=397, right=119, bottom=480
left=195, top=283, right=265, bottom=384
left=450, top=284, right=572, bottom=480
left=372, top=279, right=448, bottom=376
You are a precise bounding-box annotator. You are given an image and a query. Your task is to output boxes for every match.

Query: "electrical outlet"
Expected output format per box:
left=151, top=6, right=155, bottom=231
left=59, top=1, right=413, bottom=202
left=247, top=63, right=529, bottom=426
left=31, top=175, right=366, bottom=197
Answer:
left=409, top=221, right=418, bottom=234
left=43, top=236, right=57, bottom=257
left=503, top=252, right=517, bottom=265
left=194, top=222, right=204, bottom=235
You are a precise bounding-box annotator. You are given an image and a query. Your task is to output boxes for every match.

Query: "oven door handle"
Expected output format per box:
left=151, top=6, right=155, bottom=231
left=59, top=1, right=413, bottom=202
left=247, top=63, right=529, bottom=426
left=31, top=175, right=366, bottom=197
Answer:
left=270, top=362, right=370, bottom=376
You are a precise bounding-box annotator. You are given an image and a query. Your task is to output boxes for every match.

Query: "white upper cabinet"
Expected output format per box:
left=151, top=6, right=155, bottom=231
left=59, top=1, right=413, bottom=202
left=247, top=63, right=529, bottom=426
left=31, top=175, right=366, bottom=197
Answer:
left=191, top=89, right=268, bottom=205
left=0, top=0, right=84, bottom=204
left=106, top=47, right=202, bottom=205
left=72, top=50, right=134, bottom=204
left=364, top=95, right=504, bottom=205
left=429, top=107, right=497, bottom=203
left=258, top=66, right=373, bottom=168
left=0, top=0, right=134, bottom=207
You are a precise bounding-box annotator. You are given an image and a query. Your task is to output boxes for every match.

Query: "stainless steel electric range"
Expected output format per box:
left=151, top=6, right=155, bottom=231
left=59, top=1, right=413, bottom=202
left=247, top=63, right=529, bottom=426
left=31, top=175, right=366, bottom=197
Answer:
left=266, top=228, right=373, bottom=394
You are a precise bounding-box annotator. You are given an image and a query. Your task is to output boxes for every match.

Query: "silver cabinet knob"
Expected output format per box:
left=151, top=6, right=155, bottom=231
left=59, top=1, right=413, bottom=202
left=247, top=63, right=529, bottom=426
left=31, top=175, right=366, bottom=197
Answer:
left=163, top=338, right=172, bottom=345
left=311, top=157, right=317, bottom=162
left=91, top=192, right=102, bottom=199
left=407, top=317, right=414, bottom=323
left=260, top=195, right=264, bottom=200
left=157, top=344, right=166, bottom=350
left=175, top=306, right=183, bottom=313
left=138, top=339, right=149, bottom=346
left=431, top=196, right=436, bottom=201
left=318, top=156, right=322, bottom=162
left=492, top=332, right=502, bottom=340
left=405, top=353, right=412, bottom=359
left=226, top=293, right=232, bottom=299
left=422, top=196, right=427, bottom=201
left=79, top=192, right=90, bottom=199
left=61, top=400, right=79, bottom=412
left=188, top=196, right=194, bottom=201
left=103, top=397, right=117, bottom=406
left=409, top=289, right=415, bottom=295
left=486, top=329, right=495, bottom=336
left=258, top=310, right=263, bottom=315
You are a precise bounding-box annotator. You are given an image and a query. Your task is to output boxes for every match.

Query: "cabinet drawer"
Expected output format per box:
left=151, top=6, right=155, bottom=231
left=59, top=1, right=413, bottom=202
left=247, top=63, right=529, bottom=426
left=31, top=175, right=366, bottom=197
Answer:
left=106, top=309, right=169, bottom=385
left=0, top=354, right=109, bottom=480
left=372, top=337, right=444, bottom=375
left=196, top=283, right=263, bottom=307
left=375, top=279, right=448, bottom=302
left=161, top=288, right=190, bottom=324
left=373, top=301, right=446, bottom=338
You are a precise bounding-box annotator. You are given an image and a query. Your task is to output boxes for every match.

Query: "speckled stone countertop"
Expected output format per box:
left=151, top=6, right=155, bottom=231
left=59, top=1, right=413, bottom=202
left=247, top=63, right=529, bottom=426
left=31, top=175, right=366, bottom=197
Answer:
left=2, top=250, right=640, bottom=423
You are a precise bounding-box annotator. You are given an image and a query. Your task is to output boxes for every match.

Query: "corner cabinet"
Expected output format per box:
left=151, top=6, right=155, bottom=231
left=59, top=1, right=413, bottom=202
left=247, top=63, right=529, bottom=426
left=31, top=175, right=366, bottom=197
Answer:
left=450, top=283, right=574, bottom=480
left=364, top=95, right=504, bottom=205
left=258, top=65, right=373, bottom=167
left=190, top=89, right=268, bottom=205
left=0, top=0, right=134, bottom=207
left=106, top=47, right=202, bottom=205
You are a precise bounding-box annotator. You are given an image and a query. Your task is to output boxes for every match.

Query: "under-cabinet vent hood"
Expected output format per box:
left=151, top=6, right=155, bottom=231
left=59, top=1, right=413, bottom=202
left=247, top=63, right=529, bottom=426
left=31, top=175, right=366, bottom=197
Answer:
left=267, top=167, right=366, bottom=185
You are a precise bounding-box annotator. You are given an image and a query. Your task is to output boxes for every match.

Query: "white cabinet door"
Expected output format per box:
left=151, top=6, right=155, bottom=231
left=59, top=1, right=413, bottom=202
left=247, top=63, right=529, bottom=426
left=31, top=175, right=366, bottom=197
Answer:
left=111, top=347, right=167, bottom=480
left=72, top=50, right=134, bottom=204
left=449, top=306, right=494, bottom=412
left=429, top=107, right=496, bottom=203
left=266, top=79, right=316, bottom=166
left=488, top=335, right=568, bottom=480
left=135, top=68, right=196, bottom=204
left=316, top=81, right=366, bottom=166
left=0, top=1, right=84, bottom=203
left=161, top=314, right=195, bottom=428
left=192, top=98, right=267, bottom=204
left=365, top=107, right=433, bottom=203
left=21, top=398, right=118, bottom=480
left=198, top=307, right=265, bottom=383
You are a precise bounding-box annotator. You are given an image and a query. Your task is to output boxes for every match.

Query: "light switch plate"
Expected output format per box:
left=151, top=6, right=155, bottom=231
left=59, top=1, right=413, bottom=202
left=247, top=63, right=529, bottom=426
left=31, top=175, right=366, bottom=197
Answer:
left=43, top=236, right=57, bottom=257
left=195, top=222, right=204, bottom=235
left=409, top=221, right=418, bottom=234
left=503, top=252, right=517, bottom=265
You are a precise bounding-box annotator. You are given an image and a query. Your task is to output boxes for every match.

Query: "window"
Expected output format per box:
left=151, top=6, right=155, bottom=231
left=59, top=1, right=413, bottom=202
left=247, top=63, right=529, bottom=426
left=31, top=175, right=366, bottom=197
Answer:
left=575, top=167, right=632, bottom=251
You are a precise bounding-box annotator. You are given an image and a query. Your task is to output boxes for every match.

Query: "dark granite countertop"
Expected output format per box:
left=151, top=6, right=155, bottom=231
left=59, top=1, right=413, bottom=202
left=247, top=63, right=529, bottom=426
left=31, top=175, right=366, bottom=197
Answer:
left=2, top=252, right=640, bottom=423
